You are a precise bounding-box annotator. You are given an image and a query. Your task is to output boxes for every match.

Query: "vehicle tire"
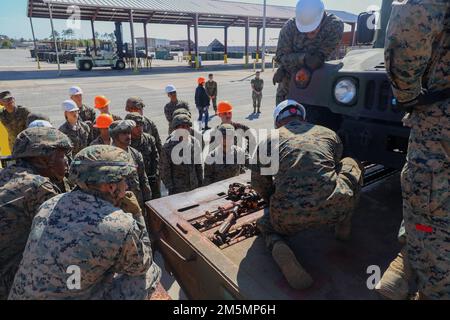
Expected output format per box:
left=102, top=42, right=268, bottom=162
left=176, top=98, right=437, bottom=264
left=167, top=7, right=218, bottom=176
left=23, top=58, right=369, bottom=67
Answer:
left=82, top=61, right=93, bottom=71
left=115, top=60, right=126, bottom=70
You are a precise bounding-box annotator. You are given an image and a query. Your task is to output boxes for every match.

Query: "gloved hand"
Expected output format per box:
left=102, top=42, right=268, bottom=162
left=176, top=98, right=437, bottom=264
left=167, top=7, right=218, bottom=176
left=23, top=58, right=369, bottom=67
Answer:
left=305, top=53, right=324, bottom=70
left=273, top=67, right=287, bottom=85
left=120, top=191, right=146, bottom=228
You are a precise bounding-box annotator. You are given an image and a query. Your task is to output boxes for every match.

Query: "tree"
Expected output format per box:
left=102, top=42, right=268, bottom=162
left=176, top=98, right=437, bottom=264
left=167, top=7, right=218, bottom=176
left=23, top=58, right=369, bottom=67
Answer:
left=1, top=39, right=13, bottom=49
left=62, top=29, right=75, bottom=40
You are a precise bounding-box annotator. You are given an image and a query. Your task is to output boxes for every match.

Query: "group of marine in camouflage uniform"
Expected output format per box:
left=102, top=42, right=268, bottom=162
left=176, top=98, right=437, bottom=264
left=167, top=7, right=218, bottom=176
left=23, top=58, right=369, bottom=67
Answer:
left=0, top=0, right=448, bottom=300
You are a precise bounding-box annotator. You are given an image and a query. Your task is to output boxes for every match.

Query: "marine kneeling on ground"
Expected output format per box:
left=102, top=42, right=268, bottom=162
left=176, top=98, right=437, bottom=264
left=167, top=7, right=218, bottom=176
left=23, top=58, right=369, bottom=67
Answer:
left=251, top=100, right=364, bottom=290
left=161, top=114, right=203, bottom=195
left=0, top=127, right=72, bottom=299
left=8, top=145, right=162, bottom=300
left=204, top=124, right=249, bottom=186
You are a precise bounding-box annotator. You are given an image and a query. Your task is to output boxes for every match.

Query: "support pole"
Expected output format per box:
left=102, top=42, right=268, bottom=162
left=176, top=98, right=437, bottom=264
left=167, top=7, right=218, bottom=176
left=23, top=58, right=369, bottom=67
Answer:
left=91, top=20, right=97, bottom=56
left=224, top=26, right=228, bottom=64
left=29, top=17, right=41, bottom=70
left=143, top=23, right=149, bottom=67
left=48, top=3, right=61, bottom=76
left=194, top=13, right=200, bottom=69
left=245, top=17, right=250, bottom=66
left=187, top=24, right=192, bottom=57
left=351, top=23, right=356, bottom=47
left=256, top=27, right=260, bottom=56
left=129, top=10, right=138, bottom=72
left=261, top=0, right=267, bottom=72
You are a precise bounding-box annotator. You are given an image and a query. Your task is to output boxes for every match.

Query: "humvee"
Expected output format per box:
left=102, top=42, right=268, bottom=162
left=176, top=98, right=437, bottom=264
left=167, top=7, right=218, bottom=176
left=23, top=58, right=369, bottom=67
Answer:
left=289, top=0, right=409, bottom=169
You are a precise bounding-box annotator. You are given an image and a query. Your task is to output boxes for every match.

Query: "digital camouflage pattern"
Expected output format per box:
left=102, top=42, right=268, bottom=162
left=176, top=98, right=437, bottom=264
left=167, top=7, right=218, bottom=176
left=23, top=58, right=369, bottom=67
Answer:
left=142, top=116, right=162, bottom=154
left=274, top=13, right=344, bottom=104
left=59, top=121, right=91, bottom=156
left=251, top=78, right=264, bottom=112
left=78, top=104, right=96, bottom=124
left=131, top=133, right=161, bottom=199
left=69, top=145, right=136, bottom=186
left=90, top=135, right=112, bottom=146
left=205, top=80, right=218, bottom=112
left=12, top=127, right=73, bottom=160
left=8, top=189, right=161, bottom=300
left=125, top=147, right=152, bottom=209
left=0, top=106, right=31, bottom=150
left=251, top=119, right=363, bottom=246
left=385, top=0, right=450, bottom=299
left=164, top=100, right=190, bottom=134
left=204, top=145, right=248, bottom=185
left=0, top=160, right=61, bottom=300
left=161, top=133, right=203, bottom=195
left=172, top=108, right=192, bottom=119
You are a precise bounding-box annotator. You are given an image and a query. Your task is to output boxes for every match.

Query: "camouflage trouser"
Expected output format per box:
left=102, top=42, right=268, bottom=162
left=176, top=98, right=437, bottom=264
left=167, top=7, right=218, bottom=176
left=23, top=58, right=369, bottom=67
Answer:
left=401, top=118, right=450, bottom=299
left=210, top=97, right=217, bottom=112
left=149, top=177, right=161, bottom=199
left=0, top=255, right=22, bottom=300
left=276, top=76, right=291, bottom=106
left=253, top=93, right=262, bottom=112
left=257, top=157, right=363, bottom=249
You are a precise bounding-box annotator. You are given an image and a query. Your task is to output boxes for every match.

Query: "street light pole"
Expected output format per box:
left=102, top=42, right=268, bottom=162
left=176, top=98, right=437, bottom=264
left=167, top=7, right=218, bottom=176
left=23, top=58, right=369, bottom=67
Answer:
left=261, top=0, right=267, bottom=72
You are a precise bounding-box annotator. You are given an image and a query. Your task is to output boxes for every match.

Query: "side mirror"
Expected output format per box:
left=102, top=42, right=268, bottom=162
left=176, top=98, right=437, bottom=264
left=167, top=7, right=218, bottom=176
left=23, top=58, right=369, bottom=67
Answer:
left=356, top=12, right=377, bottom=45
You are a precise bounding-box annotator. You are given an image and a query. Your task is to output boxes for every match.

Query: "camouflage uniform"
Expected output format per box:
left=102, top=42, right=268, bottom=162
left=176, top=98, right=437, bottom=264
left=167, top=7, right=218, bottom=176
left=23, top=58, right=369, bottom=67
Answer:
left=205, top=80, right=218, bottom=113
left=8, top=146, right=161, bottom=300
left=251, top=119, right=363, bottom=248
left=0, top=105, right=31, bottom=150
left=90, top=135, right=112, bottom=146
left=142, top=116, right=162, bottom=154
left=78, top=104, right=96, bottom=124
left=0, top=127, right=72, bottom=300
left=164, top=100, right=190, bottom=134
left=59, top=121, right=91, bottom=156
left=251, top=78, right=264, bottom=112
left=161, top=115, right=203, bottom=195
left=385, top=0, right=450, bottom=299
left=126, top=114, right=161, bottom=199
left=204, top=125, right=248, bottom=185
left=274, top=14, right=344, bottom=104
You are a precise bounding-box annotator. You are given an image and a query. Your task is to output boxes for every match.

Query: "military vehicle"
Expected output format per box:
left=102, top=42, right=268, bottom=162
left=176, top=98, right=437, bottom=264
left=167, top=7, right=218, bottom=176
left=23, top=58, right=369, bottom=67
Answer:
left=289, top=0, right=408, bottom=169
left=75, top=52, right=126, bottom=71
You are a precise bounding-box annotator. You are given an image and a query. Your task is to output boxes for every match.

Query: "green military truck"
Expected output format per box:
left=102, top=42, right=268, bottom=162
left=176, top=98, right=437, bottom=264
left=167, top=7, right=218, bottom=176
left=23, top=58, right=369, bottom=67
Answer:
left=288, top=0, right=408, bottom=169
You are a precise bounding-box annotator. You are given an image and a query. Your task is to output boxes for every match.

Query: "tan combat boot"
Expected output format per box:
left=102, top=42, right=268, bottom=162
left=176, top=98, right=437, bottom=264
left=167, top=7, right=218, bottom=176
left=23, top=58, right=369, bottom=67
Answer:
left=375, top=247, right=412, bottom=300
left=272, top=241, right=314, bottom=290
left=335, top=212, right=353, bottom=241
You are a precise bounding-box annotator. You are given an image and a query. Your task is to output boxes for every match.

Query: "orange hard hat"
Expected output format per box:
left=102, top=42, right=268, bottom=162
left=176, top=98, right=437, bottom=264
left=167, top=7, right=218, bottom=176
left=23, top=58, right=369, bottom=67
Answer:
left=217, top=101, right=233, bottom=114
left=94, top=113, right=114, bottom=129
left=197, top=77, right=206, bottom=85
left=94, top=95, right=110, bottom=109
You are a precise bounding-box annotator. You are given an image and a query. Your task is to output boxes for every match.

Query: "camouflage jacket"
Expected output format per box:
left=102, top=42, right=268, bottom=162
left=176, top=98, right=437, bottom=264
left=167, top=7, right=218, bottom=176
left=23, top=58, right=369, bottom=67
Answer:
left=142, top=116, right=162, bottom=154
left=205, top=80, right=218, bottom=97
left=161, top=134, right=203, bottom=195
left=131, top=133, right=159, bottom=181
left=59, top=121, right=91, bottom=156
left=0, top=160, right=61, bottom=299
left=8, top=189, right=161, bottom=300
left=164, top=100, right=190, bottom=133
left=204, top=146, right=248, bottom=186
left=251, top=78, right=264, bottom=92
left=251, top=119, right=345, bottom=209
left=78, top=104, right=96, bottom=124
left=125, top=146, right=152, bottom=208
left=90, top=135, right=112, bottom=146
left=0, top=106, right=31, bottom=150
left=385, top=0, right=450, bottom=138
left=275, top=13, right=344, bottom=74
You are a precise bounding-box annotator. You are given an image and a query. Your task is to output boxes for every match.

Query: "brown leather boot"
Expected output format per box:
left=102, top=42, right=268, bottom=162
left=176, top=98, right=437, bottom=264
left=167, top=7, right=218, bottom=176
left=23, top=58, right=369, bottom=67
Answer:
left=272, top=241, right=314, bottom=290
left=375, top=247, right=412, bottom=300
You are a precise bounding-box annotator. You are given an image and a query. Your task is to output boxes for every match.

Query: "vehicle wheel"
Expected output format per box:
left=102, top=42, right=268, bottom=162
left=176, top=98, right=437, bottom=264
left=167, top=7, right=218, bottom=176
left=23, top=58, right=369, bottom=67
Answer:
left=115, top=60, right=126, bottom=70
left=82, top=61, right=93, bottom=71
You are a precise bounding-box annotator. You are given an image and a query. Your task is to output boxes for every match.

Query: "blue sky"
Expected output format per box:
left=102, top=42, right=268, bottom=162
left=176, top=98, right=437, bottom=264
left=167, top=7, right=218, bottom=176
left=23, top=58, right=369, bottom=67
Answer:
left=0, top=0, right=381, bottom=45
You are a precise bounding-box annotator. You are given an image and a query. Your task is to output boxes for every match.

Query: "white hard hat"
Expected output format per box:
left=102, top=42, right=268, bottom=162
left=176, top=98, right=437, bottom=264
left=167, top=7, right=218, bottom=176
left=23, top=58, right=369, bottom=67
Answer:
left=28, top=120, right=53, bottom=128
left=62, top=100, right=80, bottom=112
left=273, top=99, right=306, bottom=127
left=165, top=84, right=177, bottom=94
left=295, top=0, right=325, bottom=33
left=69, top=86, right=83, bottom=96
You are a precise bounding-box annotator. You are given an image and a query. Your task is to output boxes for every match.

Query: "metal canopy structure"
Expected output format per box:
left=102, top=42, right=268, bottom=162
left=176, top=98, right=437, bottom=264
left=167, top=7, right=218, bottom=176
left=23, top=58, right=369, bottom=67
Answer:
left=27, top=0, right=357, bottom=28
